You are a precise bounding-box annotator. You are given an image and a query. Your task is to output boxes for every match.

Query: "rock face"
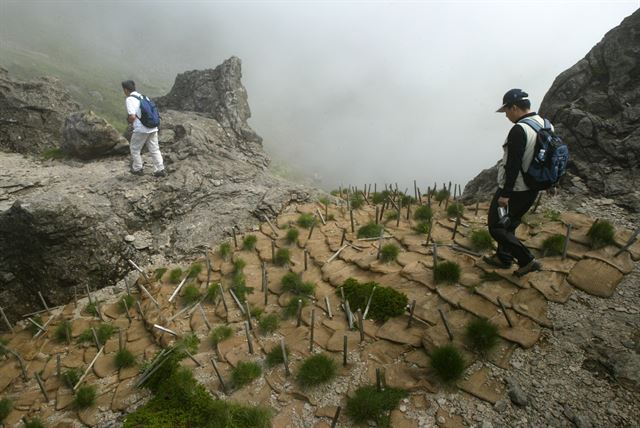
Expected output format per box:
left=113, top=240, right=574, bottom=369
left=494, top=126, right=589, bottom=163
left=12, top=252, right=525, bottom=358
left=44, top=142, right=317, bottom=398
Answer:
left=61, top=110, right=129, bottom=159
left=0, top=57, right=315, bottom=321
left=0, top=68, right=80, bottom=154
left=156, top=56, right=262, bottom=143
left=463, top=10, right=640, bottom=210
left=460, top=161, right=499, bottom=203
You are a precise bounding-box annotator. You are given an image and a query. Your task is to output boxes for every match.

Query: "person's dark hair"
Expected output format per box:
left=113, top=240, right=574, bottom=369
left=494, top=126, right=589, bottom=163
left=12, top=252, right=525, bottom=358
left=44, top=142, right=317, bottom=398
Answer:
left=121, top=80, right=136, bottom=92
left=513, top=99, right=531, bottom=110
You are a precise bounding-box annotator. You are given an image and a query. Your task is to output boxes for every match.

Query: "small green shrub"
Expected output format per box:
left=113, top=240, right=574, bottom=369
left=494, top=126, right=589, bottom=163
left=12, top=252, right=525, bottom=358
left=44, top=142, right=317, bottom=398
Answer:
left=242, top=235, right=258, bottom=251
left=350, top=192, right=365, bottom=209
left=266, top=345, right=290, bottom=367
left=380, top=244, right=400, bottom=263
left=178, top=333, right=200, bottom=354
left=24, top=418, right=45, bottom=428
left=465, top=318, right=499, bottom=355
left=447, top=203, right=465, bottom=218
left=434, top=261, right=461, bottom=284
left=385, top=210, right=399, bottom=221
left=54, top=320, right=72, bottom=343
left=273, top=248, right=291, bottom=266
left=77, top=323, right=115, bottom=344
left=413, top=205, right=433, bottom=222
left=74, top=385, right=96, bottom=409
left=544, top=209, right=561, bottom=222
left=61, top=368, right=82, bottom=389
left=281, top=272, right=315, bottom=296
left=430, top=344, right=465, bottom=383
left=118, top=294, right=135, bottom=313
left=250, top=307, right=264, bottom=319
left=187, top=263, right=203, bottom=278
left=414, top=221, right=431, bottom=234
left=231, top=361, right=262, bottom=388
left=337, top=278, right=407, bottom=323
left=319, top=196, right=331, bottom=207
left=371, top=190, right=390, bottom=205
left=357, top=222, right=384, bottom=239
left=258, top=314, right=280, bottom=334
left=84, top=300, right=102, bottom=318
left=230, top=274, right=253, bottom=302
left=401, top=194, right=416, bottom=206
left=233, top=258, right=247, bottom=274
left=330, top=189, right=340, bottom=197
left=435, top=189, right=450, bottom=202
left=42, top=147, right=64, bottom=160
left=542, top=234, right=565, bottom=256
left=0, top=398, right=12, bottom=423
left=297, top=354, right=337, bottom=388
left=182, top=284, right=201, bottom=305
left=169, top=268, right=183, bottom=284
left=285, top=227, right=300, bottom=244
left=283, top=297, right=308, bottom=319
left=346, top=385, right=408, bottom=427
left=587, top=220, right=615, bottom=249
left=219, top=242, right=232, bottom=260
left=297, top=213, right=316, bottom=229
left=115, top=349, right=136, bottom=369
left=210, top=325, right=234, bottom=346
left=205, top=283, right=220, bottom=303
left=154, top=267, right=167, bottom=281
left=470, top=229, right=493, bottom=252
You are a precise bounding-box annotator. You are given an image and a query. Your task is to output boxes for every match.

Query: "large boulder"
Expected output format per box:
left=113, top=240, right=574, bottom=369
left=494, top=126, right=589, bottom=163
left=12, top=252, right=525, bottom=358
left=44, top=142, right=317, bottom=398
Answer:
left=461, top=161, right=499, bottom=203
left=61, top=110, right=129, bottom=159
left=0, top=68, right=80, bottom=155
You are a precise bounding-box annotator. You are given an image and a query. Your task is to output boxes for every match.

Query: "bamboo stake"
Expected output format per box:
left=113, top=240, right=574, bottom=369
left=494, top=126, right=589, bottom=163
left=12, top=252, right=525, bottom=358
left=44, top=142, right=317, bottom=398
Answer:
left=296, top=299, right=303, bottom=327
left=168, top=275, right=188, bottom=303
left=281, top=338, right=290, bottom=376
left=439, top=309, right=454, bottom=341
left=33, top=313, right=56, bottom=339
left=376, top=227, right=385, bottom=260
left=123, top=298, right=132, bottom=323
left=356, top=309, right=364, bottom=343
left=345, top=300, right=354, bottom=329
left=363, top=286, right=376, bottom=320
left=35, top=372, right=49, bottom=402
left=210, top=357, right=228, bottom=392
left=614, top=228, right=640, bottom=257
left=309, top=308, right=315, bottom=352
left=343, top=335, right=348, bottom=366
left=244, top=321, right=254, bottom=354
left=562, top=224, right=572, bottom=260
left=316, top=207, right=326, bottom=225
left=153, top=324, right=178, bottom=337
left=232, top=227, right=238, bottom=249
left=37, top=291, right=50, bottom=314
left=136, top=300, right=145, bottom=318
left=326, top=244, right=348, bottom=264
left=74, top=346, right=104, bottom=390
left=184, top=349, right=203, bottom=367
left=138, top=282, right=160, bottom=310
left=229, top=289, right=246, bottom=315
left=497, top=297, right=513, bottom=327
left=0, top=307, right=13, bottom=333
left=85, top=284, right=93, bottom=305
left=262, top=214, right=279, bottom=236
left=331, top=406, right=342, bottom=428
left=324, top=296, right=333, bottom=319
left=198, top=303, right=211, bottom=331
left=245, top=301, right=253, bottom=330
left=127, top=259, right=150, bottom=284
left=27, top=317, right=46, bottom=333
left=218, top=283, right=228, bottom=314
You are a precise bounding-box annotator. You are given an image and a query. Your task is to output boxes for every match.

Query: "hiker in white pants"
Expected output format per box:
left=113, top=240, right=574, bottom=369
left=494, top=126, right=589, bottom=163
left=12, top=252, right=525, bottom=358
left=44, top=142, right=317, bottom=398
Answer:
left=121, top=80, right=166, bottom=177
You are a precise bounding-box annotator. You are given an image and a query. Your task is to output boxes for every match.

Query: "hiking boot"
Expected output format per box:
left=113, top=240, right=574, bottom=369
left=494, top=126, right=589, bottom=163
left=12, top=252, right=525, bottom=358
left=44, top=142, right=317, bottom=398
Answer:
left=130, top=168, right=144, bottom=176
left=482, top=254, right=512, bottom=269
left=514, top=259, right=542, bottom=277
left=153, top=169, right=167, bottom=178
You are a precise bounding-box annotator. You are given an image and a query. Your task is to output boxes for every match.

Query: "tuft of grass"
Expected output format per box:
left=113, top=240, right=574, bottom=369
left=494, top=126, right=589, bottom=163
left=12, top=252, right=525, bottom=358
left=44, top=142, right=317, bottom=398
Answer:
left=187, top=263, right=203, bottom=279
left=542, top=234, right=565, bottom=256
left=61, top=368, right=82, bottom=389
left=401, top=194, right=416, bottom=206
left=250, top=307, right=264, bottom=319
left=371, top=191, right=390, bottom=205
left=74, top=385, right=97, bottom=409
left=296, top=354, right=337, bottom=388
left=297, top=213, right=316, bottom=229
left=0, top=398, right=12, bottom=423
left=181, top=284, right=201, bottom=305
left=178, top=333, right=200, bottom=355
left=350, top=192, right=365, bottom=210
left=285, top=227, right=299, bottom=245
left=233, top=258, right=247, bottom=274
left=330, top=189, right=340, bottom=197
left=346, top=385, right=408, bottom=427
left=435, top=189, right=450, bottom=202
left=434, top=261, right=461, bottom=284
left=266, top=345, right=290, bottom=367
left=430, top=344, right=465, bottom=383
left=480, top=271, right=503, bottom=282
left=470, top=229, right=493, bottom=252
left=242, top=235, right=258, bottom=251
left=465, top=318, right=499, bottom=355
left=210, top=325, right=234, bottom=346
left=154, top=267, right=168, bottom=281
left=54, top=320, right=72, bottom=343
left=0, top=338, right=7, bottom=357
left=327, top=214, right=336, bottom=221
left=273, top=248, right=290, bottom=266
left=42, top=147, right=65, bottom=160
left=118, top=294, right=135, bottom=313
left=231, top=361, right=262, bottom=388
left=587, top=220, right=615, bottom=249
left=115, top=349, right=136, bottom=369
left=258, top=314, right=280, bottom=334
left=169, top=268, right=183, bottom=284
left=205, top=283, right=220, bottom=303
left=413, top=205, right=433, bottom=222
left=283, top=297, right=307, bottom=319
left=219, top=242, right=232, bottom=261
left=319, top=196, right=331, bottom=207
left=447, top=203, right=465, bottom=218
left=337, top=278, right=407, bottom=323
left=544, top=209, right=561, bottom=222
left=357, top=222, right=384, bottom=239
left=24, top=419, right=45, bottom=428
left=414, top=221, right=431, bottom=234
left=84, top=300, right=102, bottom=318
left=385, top=210, right=398, bottom=221
left=281, top=272, right=315, bottom=296
left=380, top=243, right=400, bottom=263
left=77, top=323, right=115, bottom=345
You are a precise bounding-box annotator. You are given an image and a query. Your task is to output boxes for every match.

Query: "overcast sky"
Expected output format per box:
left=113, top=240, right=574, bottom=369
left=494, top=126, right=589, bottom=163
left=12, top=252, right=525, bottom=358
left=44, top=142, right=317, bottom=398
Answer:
left=1, top=1, right=638, bottom=192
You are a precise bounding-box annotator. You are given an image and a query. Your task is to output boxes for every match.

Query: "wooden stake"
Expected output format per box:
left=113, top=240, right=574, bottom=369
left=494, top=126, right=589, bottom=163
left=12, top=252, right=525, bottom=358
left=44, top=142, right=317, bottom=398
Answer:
left=262, top=214, right=279, bottom=236
left=91, top=327, right=101, bottom=349
left=264, top=271, right=269, bottom=306
left=85, top=284, right=93, bottom=305
left=152, top=324, right=178, bottom=337
left=229, top=289, right=246, bottom=315
left=27, top=317, right=45, bottom=334
left=73, top=286, right=78, bottom=308
left=118, top=329, right=124, bottom=352
left=376, top=367, right=383, bottom=391
left=340, top=228, right=346, bottom=246
left=324, top=296, right=333, bottom=319
left=232, top=227, right=238, bottom=249
left=532, top=192, right=543, bottom=213
left=357, top=309, right=364, bottom=342
left=184, top=349, right=203, bottom=367
left=198, top=303, right=211, bottom=331
left=343, top=334, right=348, bottom=366
left=407, top=300, right=416, bottom=328
left=168, top=275, right=188, bottom=303
left=439, top=309, right=454, bottom=341
left=316, top=207, right=326, bottom=225
left=375, top=205, right=379, bottom=225
left=296, top=299, right=303, bottom=327
left=497, top=297, right=513, bottom=327
left=451, top=215, right=460, bottom=240
left=326, top=244, right=348, bottom=264
left=244, top=321, right=254, bottom=354
left=614, top=227, right=640, bottom=257
left=345, top=300, right=354, bottom=329
left=376, top=227, right=385, bottom=260
left=136, top=300, right=145, bottom=318
left=271, top=239, right=276, bottom=262
left=475, top=201, right=479, bottom=216
left=122, top=298, right=132, bottom=323
left=35, top=372, right=49, bottom=402
left=396, top=199, right=402, bottom=227
left=210, top=357, right=227, bottom=392
left=74, top=346, right=104, bottom=390
left=350, top=209, right=355, bottom=233
left=432, top=243, right=438, bottom=282
left=0, top=307, right=12, bottom=333
left=414, top=179, right=417, bottom=200
left=218, top=283, right=228, bottom=314
left=245, top=301, right=253, bottom=330
left=138, top=282, right=160, bottom=310
left=331, top=406, right=341, bottom=428
left=562, top=224, right=572, bottom=260
left=379, top=202, right=386, bottom=222
left=37, top=291, right=50, bottom=313
left=309, top=308, right=315, bottom=352
left=307, top=222, right=316, bottom=240
left=304, top=249, right=308, bottom=271
left=363, top=286, right=376, bottom=320
left=281, top=338, right=290, bottom=376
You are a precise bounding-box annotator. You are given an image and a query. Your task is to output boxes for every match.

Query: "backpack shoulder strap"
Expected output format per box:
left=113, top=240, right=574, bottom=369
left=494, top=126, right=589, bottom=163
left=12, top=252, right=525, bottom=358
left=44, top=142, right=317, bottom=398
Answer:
left=128, top=94, right=142, bottom=101
left=519, top=118, right=542, bottom=133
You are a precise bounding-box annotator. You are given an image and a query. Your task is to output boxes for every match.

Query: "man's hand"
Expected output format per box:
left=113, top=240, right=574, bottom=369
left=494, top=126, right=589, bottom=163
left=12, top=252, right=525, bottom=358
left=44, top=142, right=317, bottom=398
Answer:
left=498, top=197, right=509, bottom=208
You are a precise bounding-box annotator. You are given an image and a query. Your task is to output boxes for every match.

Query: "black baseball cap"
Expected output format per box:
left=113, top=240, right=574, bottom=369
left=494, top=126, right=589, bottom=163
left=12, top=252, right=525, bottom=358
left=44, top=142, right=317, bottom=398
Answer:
left=496, top=89, right=529, bottom=112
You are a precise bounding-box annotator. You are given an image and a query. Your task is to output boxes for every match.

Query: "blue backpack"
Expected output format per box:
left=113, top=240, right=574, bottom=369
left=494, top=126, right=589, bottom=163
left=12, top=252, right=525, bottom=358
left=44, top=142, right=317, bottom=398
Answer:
left=130, top=94, right=160, bottom=128
left=519, top=118, right=569, bottom=191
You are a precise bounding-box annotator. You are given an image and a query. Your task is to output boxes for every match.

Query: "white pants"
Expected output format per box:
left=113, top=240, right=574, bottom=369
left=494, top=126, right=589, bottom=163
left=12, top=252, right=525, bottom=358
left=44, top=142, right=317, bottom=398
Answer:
left=130, top=131, right=164, bottom=172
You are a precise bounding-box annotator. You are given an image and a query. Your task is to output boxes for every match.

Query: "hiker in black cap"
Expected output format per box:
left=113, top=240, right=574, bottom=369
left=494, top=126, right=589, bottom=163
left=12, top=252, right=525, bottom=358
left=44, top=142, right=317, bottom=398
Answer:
left=484, top=89, right=543, bottom=277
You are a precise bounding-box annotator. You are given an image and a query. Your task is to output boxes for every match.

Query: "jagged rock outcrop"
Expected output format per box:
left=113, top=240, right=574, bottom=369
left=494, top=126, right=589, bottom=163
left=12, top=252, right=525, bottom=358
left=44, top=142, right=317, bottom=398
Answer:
left=0, top=68, right=80, bottom=154
left=463, top=10, right=640, bottom=210
left=0, top=57, right=315, bottom=321
left=61, top=110, right=129, bottom=159
left=156, top=56, right=262, bottom=143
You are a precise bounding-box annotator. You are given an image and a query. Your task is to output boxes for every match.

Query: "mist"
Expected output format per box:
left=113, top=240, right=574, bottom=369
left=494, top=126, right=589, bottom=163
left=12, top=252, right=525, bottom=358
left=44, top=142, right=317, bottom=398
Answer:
left=1, top=1, right=638, bottom=192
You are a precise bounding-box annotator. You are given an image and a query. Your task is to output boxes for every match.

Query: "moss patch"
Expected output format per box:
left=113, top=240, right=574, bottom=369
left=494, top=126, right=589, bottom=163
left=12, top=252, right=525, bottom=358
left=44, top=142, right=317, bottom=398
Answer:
left=587, top=220, right=615, bottom=249
left=296, top=354, right=337, bottom=388
left=337, top=278, right=407, bottom=323
left=470, top=229, right=493, bottom=252
left=465, top=318, right=499, bottom=355
left=430, top=344, right=465, bottom=383
left=542, top=234, right=565, bottom=256
left=434, top=261, right=461, bottom=284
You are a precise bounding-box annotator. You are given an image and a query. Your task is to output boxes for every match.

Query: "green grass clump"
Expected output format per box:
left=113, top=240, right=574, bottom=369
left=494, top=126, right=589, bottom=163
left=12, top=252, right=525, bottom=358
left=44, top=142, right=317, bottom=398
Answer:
left=115, top=349, right=136, bottom=369
left=465, top=318, right=499, bottom=355
left=587, top=220, right=615, bottom=249
left=154, top=267, right=168, bottom=281
left=178, top=333, right=200, bottom=355
left=413, top=205, right=433, bottom=222
left=544, top=209, right=561, bottom=222
left=285, top=227, right=300, bottom=245
left=23, top=418, right=45, bottom=428
left=297, top=354, right=337, bottom=388
left=283, top=297, right=308, bottom=319
left=250, top=307, right=264, bottom=319
left=242, top=235, right=258, bottom=251
left=0, top=338, right=8, bottom=357
left=273, top=248, right=291, bottom=266
left=205, top=283, right=220, bottom=303
left=84, top=300, right=102, bottom=318
left=542, top=234, right=566, bottom=256
left=266, top=345, right=289, bottom=367
left=346, top=385, right=408, bottom=427
left=384, top=210, right=398, bottom=221
left=380, top=244, right=400, bottom=263
left=414, top=221, right=431, bottom=234
left=169, top=268, right=183, bottom=284
left=350, top=192, right=365, bottom=209
left=210, top=325, right=234, bottom=346
left=435, top=189, right=450, bottom=202
left=470, top=229, right=493, bottom=252
left=446, top=202, right=465, bottom=218
left=42, top=147, right=65, bottom=160
left=77, top=323, right=115, bottom=344
left=258, top=314, right=280, bottom=334
left=182, top=284, right=201, bottom=305
left=74, top=385, right=97, bottom=409
left=401, top=194, right=416, bottom=206
left=0, top=398, right=12, bottom=423
left=319, top=196, right=331, bottom=207
left=187, top=263, right=203, bottom=278
left=337, top=278, right=408, bottom=323
left=371, top=190, right=390, bottom=205
left=357, top=222, right=384, bottom=239
left=430, top=344, right=465, bottom=383
left=219, top=242, right=233, bottom=261
left=434, top=261, right=461, bottom=284
left=233, top=258, right=247, bottom=273
left=118, top=294, right=135, bottom=313
left=54, top=320, right=72, bottom=343
left=231, top=361, right=262, bottom=388
left=61, top=368, right=82, bottom=389
left=330, top=189, right=340, bottom=197
left=27, top=315, right=44, bottom=335
left=281, top=272, right=315, bottom=296
left=297, top=213, right=316, bottom=229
